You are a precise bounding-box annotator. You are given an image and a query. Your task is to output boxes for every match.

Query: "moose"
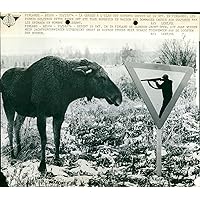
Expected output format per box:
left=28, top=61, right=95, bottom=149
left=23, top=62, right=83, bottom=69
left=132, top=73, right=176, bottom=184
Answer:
left=0, top=56, right=122, bottom=172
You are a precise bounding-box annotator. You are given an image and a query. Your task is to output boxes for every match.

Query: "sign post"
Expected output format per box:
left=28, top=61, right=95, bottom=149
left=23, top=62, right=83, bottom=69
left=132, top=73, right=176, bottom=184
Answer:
left=156, top=128, right=162, bottom=176
left=124, top=59, right=193, bottom=176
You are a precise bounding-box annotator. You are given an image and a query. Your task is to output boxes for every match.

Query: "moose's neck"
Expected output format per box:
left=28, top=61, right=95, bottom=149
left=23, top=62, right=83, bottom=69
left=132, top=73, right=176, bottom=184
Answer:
left=63, top=75, right=89, bottom=102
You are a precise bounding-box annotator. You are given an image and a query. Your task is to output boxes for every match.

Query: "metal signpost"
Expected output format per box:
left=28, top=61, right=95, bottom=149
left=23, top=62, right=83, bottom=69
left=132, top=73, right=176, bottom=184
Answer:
left=125, top=59, right=193, bottom=176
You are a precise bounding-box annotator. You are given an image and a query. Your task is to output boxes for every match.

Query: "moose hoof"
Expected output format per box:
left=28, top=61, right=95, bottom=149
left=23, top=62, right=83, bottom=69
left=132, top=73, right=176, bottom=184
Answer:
left=54, top=158, right=62, bottom=167
left=38, top=161, right=47, bottom=173
left=10, top=159, right=17, bottom=165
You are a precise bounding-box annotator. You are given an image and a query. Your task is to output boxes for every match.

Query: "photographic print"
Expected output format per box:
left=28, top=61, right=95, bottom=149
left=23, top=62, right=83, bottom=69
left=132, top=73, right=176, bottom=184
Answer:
left=0, top=13, right=199, bottom=187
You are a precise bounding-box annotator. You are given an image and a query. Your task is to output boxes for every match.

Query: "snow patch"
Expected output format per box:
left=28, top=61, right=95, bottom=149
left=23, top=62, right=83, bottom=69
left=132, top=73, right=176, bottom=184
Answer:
left=194, top=177, right=200, bottom=187
left=69, top=159, right=97, bottom=176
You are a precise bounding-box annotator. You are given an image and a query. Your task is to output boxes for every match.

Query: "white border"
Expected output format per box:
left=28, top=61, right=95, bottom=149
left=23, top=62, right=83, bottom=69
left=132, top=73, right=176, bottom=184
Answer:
left=0, top=2, right=200, bottom=200
left=0, top=0, right=200, bottom=12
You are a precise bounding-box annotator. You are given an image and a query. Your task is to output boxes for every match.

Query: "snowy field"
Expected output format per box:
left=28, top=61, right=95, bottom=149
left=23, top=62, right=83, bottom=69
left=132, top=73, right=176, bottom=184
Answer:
left=1, top=65, right=199, bottom=187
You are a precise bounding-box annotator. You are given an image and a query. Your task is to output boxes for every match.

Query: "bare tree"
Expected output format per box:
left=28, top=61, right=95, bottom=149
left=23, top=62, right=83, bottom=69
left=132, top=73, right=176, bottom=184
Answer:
left=84, top=47, right=91, bottom=59
left=1, top=59, right=5, bottom=68
left=120, top=43, right=144, bottom=64
left=158, top=37, right=196, bottom=70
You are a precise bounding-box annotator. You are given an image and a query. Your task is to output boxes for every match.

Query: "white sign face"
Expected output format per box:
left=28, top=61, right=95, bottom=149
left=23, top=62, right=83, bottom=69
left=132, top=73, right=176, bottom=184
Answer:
left=135, top=68, right=185, bottom=115
left=125, top=61, right=193, bottom=129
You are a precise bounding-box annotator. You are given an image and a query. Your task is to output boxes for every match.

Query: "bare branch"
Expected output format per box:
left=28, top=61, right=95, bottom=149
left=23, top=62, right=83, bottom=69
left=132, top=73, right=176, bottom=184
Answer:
left=158, top=38, right=196, bottom=69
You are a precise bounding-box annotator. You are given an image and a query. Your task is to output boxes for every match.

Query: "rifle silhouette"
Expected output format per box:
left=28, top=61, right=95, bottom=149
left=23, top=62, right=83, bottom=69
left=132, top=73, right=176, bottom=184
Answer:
left=141, top=78, right=163, bottom=82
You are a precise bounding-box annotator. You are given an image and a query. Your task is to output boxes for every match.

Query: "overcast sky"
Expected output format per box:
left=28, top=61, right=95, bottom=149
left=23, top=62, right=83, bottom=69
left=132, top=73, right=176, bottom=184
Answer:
left=1, top=37, right=163, bottom=55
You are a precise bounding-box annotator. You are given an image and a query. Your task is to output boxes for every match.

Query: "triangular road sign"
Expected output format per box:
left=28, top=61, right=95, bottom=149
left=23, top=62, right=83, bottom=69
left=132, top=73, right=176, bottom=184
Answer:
left=124, top=60, right=194, bottom=129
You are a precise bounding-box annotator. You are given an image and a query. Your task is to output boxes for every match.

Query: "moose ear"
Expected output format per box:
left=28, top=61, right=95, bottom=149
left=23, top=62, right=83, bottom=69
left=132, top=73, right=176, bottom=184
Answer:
left=72, top=66, right=93, bottom=75
left=80, top=59, right=91, bottom=66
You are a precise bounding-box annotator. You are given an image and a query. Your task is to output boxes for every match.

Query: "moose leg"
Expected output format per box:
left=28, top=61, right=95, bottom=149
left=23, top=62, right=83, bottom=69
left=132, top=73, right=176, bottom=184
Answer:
left=4, top=104, right=15, bottom=158
left=37, top=115, right=47, bottom=173
left=53, top=116, right=64, bottom=166
left=14, top=114, right=26, bottom=155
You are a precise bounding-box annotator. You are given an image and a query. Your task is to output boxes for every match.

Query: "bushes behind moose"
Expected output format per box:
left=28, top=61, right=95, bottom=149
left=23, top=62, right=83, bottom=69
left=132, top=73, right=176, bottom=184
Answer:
left=0, top=56, right=122, bottom=172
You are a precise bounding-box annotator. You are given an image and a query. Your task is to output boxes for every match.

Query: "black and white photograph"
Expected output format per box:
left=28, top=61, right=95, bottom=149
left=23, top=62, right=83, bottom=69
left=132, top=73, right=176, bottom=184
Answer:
left=0, top=13, right=199, bottom=188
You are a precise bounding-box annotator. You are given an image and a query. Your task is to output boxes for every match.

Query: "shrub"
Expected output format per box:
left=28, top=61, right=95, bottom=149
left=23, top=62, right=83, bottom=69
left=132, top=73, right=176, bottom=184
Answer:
left=117, top=75, right=141, bottom=101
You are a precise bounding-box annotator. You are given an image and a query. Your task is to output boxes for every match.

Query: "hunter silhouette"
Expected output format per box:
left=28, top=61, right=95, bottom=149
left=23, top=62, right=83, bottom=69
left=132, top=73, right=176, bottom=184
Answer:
left=147, top=74, right=173, bottom=118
